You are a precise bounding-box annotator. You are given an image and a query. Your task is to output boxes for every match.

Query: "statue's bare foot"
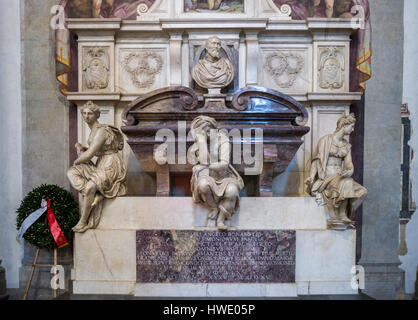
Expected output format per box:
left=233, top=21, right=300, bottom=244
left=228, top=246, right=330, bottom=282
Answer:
left=341, top=216, right=352, bottom=224
left=91, top=194, right=103, bottom=208
left=72, top=222, right=87, bottom=232
left=77, top=225, right=90, bottom=233
left=217, top=222, right=228, bottom=232
left=347, top=222, right=356, bottom=229
left=207, top=208, right=218, bottom=220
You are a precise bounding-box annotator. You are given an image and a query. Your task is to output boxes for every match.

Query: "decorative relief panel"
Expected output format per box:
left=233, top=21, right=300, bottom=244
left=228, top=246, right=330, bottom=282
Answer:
left=122, top=52, right=163, bottom=89
left=259, top=47, right=310, bottom=94
left=118, top=48, right=168, bottom=94
left=264, top=52, right=304, bottom=89
left=318, top=47, right=345, bottom=90
left=82, top=47, right=110, bottom=91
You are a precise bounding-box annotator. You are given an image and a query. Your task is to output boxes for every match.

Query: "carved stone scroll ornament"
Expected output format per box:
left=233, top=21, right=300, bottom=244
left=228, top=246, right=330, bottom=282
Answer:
left=83, top=47, right=110, bottom=90
left=264, top=52, right=304, bottom=89
left=305, top=113, right=367, bottom=231
left=318, top=47, right=345, bottom=90
left=188, top=116, right=244, bottom=231
left=123, top=52, right=163, bottom=89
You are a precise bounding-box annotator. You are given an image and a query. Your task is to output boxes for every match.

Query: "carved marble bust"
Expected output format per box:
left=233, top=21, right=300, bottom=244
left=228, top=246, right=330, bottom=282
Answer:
left=192, top=36, right=234, bottom=90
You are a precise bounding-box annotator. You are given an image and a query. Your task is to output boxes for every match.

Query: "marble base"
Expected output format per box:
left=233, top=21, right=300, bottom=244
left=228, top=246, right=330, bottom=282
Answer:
left=72, top=197, right=357, bottom=297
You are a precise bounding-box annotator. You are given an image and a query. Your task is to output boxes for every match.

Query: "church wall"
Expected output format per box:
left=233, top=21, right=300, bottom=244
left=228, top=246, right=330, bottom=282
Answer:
left=400, top=0, right=418, bottom=296
left=0, top=0, right=24, bottom=289
left=360, top=0, right=405, bottom=299
left=16, top=0, right=73, bottom=298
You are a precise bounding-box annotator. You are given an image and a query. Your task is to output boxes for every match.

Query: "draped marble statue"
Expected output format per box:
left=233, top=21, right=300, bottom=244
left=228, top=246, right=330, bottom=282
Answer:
left=188, top=116, right=244, bottom=231
left=67, top=101, right=127, bottom=233
left=192, top=36, right=234, bottom=90
left=305, top=113, right=367, bottom=230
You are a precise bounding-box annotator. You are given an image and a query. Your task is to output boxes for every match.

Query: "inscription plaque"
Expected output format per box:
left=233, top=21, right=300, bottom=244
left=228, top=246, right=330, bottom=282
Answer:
left=136, top=230, right=295, bottom=283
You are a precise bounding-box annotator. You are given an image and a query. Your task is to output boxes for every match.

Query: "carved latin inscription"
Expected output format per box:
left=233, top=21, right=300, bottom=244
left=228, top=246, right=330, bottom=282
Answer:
left=123, top=52, right=163, bottom=89
left=82, top=47, right=110, bottom=90
left=318, top=47, right=345, bottom=90
left=136, top=230, right=296, bottom=283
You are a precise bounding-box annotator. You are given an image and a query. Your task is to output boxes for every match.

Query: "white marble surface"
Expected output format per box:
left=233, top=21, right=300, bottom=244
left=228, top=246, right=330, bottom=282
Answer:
left=73, top=230, right=136, bottom=281
left=134, top=283, right=297, bottom=297
left=296, top=230, right=356, bottom=281
left=97, top=197, right=328, bottom=230
left=72, top=197, right=357, bottom=296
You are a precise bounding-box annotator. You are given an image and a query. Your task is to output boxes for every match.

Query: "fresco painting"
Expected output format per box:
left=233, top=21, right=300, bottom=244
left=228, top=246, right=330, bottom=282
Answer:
left=184, top=0, right=244, bottom=13
left=56, top=0, right=371, bottom=94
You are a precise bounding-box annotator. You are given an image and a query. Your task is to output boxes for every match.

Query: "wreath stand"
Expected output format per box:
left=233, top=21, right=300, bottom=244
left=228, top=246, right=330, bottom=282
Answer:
left=22, top=248, right=60, bottom=300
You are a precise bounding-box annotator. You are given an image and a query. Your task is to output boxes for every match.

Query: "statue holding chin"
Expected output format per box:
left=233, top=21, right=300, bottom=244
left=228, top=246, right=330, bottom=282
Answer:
left=192, top=36, right=234, bottom=90
left=188, top=116, right=244, bottom=231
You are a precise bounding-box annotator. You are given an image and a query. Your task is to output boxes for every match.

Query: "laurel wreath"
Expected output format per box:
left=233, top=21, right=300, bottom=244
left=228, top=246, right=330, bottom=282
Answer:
left=16, top=185, right=79, bottom=249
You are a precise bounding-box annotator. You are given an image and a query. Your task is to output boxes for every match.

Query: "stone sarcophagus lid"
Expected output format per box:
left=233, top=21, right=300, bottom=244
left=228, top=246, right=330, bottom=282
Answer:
left=121, top=86, right=309, bottom=196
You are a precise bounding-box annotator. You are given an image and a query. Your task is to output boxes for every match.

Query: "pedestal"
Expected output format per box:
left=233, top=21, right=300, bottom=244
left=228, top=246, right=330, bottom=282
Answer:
left=203, top=88, right=227, bottom=109
left=72, top=197, right=357, bottom=297
left=0, top=260, right=8, bottom=300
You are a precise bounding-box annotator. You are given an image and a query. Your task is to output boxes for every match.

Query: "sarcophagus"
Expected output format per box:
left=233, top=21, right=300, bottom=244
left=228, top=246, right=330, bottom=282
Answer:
left=121, top=86, right=310, bottom=197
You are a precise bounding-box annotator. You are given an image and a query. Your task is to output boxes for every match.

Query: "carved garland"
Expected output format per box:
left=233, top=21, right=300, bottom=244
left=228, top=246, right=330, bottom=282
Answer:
left=123, top=52, right=164, bottom=89
left=264, top=52, right=304, bottom=88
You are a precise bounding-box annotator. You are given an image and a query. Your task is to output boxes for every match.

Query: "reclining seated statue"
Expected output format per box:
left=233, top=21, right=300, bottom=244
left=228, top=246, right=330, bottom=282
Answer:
left=67, top=101, right=127, bottom=233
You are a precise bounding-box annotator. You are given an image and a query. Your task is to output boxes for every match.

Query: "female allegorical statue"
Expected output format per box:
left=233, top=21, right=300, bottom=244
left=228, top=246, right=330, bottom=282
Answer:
left=67, top=101, right=127, bottom=233
left=305, top=113, right=367, bottom=230
left=188, top=116, right=244, bottom=231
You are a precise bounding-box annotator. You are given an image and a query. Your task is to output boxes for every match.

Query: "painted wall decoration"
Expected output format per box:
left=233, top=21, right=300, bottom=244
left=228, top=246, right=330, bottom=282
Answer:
left=273, top=0, right=372, bottom=91
left=55, top=0, right=371, bottom=94
left=184, top=0, right=244, bottom=13
left=55, top=0, right=156, bottom=94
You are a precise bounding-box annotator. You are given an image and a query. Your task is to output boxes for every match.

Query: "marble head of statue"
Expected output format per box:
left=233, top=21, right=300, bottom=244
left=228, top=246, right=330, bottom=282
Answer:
left=192, top=36, right=234, bottom=90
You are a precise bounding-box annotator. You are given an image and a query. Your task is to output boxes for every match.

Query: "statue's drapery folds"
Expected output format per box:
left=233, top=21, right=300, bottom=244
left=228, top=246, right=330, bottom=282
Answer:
left=306, top=113, right=367, bottom=230
left=188, top=116, right=244, bottom=231
left=67, top=101, right=127, bottom=233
